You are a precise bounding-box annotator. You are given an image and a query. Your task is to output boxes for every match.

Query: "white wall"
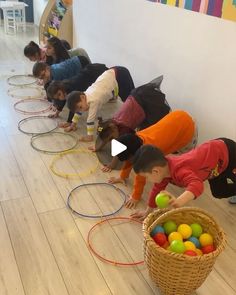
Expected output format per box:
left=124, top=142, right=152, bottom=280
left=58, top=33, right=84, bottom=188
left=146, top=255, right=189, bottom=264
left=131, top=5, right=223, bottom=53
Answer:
left=73, top=0, right=236, bottom=143
left=33, top=0, right=47, bottom=26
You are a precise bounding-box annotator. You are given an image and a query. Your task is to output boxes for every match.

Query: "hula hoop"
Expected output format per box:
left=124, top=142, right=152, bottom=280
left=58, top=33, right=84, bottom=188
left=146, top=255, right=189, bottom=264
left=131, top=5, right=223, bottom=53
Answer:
left=50, top=149, right=99, bottom=179
left=8, top=86, right=44, bottom=99
left=87, top=217, right=144, bottom=266
left=67, top=182, right=126, bottom=218
left=31, top=132, right=78, bottom=154
left=18, top=116, right=58, bottom=135
left=14, top=98, right=51, bottom=115
left=7, top=75, right=37, bottom=86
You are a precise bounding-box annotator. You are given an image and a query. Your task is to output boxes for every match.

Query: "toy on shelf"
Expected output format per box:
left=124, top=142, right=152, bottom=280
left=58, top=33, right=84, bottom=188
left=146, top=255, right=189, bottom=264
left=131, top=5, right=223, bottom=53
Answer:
left=39, top=0, right=73, bottom=46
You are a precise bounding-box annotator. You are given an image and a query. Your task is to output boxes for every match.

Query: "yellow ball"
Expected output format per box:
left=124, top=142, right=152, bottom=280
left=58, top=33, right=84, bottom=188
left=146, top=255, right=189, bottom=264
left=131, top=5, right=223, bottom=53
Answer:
left=199, top=233, right=213, bottom=246
left=195, top=249, right=203, bottom=256
left=177, top=224, right=192, bottom=239
left=168, top=232, right=183, bottom=244
left=184, top=241, right=196, bottom=251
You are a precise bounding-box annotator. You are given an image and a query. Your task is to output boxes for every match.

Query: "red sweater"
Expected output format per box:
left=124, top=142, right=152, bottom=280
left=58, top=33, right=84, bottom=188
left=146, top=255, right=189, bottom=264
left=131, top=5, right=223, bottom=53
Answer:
left=148, top=139, right=229, bottom=208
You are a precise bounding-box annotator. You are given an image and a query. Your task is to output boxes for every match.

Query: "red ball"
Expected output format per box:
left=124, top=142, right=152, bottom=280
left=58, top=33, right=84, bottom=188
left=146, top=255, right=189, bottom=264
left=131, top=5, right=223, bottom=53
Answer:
left=201, top=245, right=216, bottom=254
left=184, top=250, right=197, bottom=256
left=153, top=233, right=167, bottom=246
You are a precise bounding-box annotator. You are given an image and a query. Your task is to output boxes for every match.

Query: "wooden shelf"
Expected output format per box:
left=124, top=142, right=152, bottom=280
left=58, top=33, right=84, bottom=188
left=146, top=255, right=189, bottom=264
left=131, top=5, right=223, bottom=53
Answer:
left=39, top=0, right=73, bottom=46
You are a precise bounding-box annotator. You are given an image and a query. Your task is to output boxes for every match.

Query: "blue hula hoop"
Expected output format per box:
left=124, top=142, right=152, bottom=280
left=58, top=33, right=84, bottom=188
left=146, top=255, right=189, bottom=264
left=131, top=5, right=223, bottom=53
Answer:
left=67, top=182, right=127, bottom=218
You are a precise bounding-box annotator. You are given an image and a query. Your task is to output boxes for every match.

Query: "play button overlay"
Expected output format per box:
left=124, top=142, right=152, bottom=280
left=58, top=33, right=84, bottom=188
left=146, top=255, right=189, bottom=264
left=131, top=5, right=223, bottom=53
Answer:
left=111, top=139, right=127, bottom=157
left=95, top=137, right=124, bottom=170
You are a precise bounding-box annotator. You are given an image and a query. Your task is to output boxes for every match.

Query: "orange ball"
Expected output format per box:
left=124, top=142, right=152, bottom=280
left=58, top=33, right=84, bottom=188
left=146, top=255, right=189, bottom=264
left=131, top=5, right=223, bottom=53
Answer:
left=199, top=233, right=213, bottom=247
left=195, top=249, right=203, bottom=256
left=168, top=232, right=183, bottom=244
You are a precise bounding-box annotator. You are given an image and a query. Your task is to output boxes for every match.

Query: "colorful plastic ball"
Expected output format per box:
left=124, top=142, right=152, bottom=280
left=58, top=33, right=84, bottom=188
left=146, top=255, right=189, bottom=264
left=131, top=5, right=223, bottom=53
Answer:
left=190, top=223, right=203, bottom=238
left=168, top=232, right=183, bottom=244
left=163, top=220, right=177, bottom=235
left=184, top=250, right=197, bottom=256
left=195, top=249, right=203, bottom=256
left=177, top=224, right=192, bottom=239
left=170, top=240, right=186, bottom=253
left=153, top=233, right=167, bottom=246
left=188, top=236, right=201, bottom=249
left=201, top=245, right=216, bottom=254
left=199, top=233, right=213, bottom=247
left=151, top=225, right=165, bottom=237
left=155, top=193, right=170, bottom=208
left=184, top=241, right=196, bottom=251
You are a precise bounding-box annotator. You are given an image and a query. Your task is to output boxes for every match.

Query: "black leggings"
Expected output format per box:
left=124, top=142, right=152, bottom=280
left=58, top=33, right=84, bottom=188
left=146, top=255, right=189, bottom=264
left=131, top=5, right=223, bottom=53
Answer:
left=209, top=138, right=236, bottom=198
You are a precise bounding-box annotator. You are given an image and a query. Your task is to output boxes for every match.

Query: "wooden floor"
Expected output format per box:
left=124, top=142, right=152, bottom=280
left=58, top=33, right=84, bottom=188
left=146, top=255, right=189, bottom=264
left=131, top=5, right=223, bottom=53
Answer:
left=0, top=25, right=235, bottom=295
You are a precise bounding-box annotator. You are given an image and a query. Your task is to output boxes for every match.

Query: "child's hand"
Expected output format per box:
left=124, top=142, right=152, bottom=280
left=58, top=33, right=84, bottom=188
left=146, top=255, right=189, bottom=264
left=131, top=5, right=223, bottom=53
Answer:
left=64, top=123, right=77, bottom=132
left=130, top=207, right=153, bottom=221
left=79, top=135, right=94, bottom=142
left=49, top=105, right=57, bottom=112
left=101, top=165, right=112, bottom=172
left=108, top=177, right=126, bottom=185
left=48, top=110, right=60, bottom=118
left=58, top=122, right=71, bottom=128
left=169, top=191, right=195, bottom=208
left=88, top=146, right=96, bottom=152
left=125, top=197, right=138, bottom=209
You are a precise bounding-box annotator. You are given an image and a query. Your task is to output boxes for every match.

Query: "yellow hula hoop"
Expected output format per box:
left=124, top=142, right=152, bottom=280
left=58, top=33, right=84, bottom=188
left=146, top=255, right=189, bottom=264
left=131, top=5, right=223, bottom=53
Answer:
left=50, top=149, right=99, bottom=179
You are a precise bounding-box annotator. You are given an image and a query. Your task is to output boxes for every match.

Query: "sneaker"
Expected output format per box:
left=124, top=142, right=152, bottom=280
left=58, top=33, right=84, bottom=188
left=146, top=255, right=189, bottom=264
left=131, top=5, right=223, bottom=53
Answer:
left=228, top=196, right=236, bottom=204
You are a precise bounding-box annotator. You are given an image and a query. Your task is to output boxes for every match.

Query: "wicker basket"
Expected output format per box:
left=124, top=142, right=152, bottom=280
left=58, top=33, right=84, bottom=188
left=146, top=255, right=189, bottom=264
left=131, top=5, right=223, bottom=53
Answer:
left=143, top=207, right=227, bottom=295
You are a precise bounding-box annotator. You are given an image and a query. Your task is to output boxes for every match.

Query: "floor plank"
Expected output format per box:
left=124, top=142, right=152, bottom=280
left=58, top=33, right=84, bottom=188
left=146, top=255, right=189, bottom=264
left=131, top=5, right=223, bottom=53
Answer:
left=0, top=206, right=25, bottom=295
left=39, top=208, right=112, bottom=295
left=1, top=198, right=69, bottom=295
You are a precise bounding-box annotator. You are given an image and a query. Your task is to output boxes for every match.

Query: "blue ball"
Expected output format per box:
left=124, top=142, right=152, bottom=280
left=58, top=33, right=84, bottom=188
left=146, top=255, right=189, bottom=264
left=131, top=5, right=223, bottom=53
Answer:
left=151, top=225, right=165, bottom=237
left=188, top=236, right=201, bottom=248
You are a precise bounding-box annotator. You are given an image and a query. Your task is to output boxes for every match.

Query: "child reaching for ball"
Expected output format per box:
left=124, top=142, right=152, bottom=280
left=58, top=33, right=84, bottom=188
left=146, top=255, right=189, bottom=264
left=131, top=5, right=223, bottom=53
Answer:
left=131, top=138, right=236, bottom=220
left=109, top=110, right=198, bottom=209
left=93, top=79, right=171, bottom=171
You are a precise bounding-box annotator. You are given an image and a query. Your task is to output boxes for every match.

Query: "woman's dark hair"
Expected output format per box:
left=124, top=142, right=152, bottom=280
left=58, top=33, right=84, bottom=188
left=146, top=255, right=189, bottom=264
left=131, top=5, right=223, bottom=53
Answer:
left=61, top=39, right=71, bottom=50
left=24, top=41, right=40, bottom=57
left=47, top=80, right=73, bottom=99
left=46, top=37, right=70, bottom=64
left=97, top=117, right=118, bottom=141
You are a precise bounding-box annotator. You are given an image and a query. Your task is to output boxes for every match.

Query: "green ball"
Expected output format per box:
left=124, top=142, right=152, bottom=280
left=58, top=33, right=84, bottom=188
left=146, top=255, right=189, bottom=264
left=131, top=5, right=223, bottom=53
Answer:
left=170, top=240, right=186, bottom=253
left=190, top=223, right=203, bottom=238
left=163, top=220, right=177, bottom=235
left=155, top=193, right=169, bottom=208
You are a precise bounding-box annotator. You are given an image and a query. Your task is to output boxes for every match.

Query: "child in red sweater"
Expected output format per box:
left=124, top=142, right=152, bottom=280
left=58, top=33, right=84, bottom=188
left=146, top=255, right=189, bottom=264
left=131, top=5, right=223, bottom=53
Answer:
left=131, top=138, right=236, bottom=220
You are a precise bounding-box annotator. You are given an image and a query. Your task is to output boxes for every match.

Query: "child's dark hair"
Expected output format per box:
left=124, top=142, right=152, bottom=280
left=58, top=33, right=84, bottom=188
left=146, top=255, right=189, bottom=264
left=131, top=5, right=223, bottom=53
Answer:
left=47, top=37, right=70, bottom=63
left=67, top=91, right=84, bottom=112
left=97, top=117, right=118, bottom=141
left=116, top=134, right=143, bottom=162
left=32, top=62, right=48, bottom=77
left=24, top=41, right=40, bottom=58
left=47, top=80, right=70, bottom=99
left=61, top=39, right=71, bottom=50
left=133, top=145, right=167, bottom=173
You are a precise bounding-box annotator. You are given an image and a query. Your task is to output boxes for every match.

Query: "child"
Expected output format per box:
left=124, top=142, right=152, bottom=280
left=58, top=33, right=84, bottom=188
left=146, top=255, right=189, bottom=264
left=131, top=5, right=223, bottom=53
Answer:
left=95, top=80, right=171, bottom=171
left=94, top=80, right=171, bottom=171
left=131, top=138, right=236, bottom=220
left=46, top=63, right=108, bottom=125
left=24, top=41, right=47, bottom=62
left=66, top=67, right=135, bottom=141
left=45, top=36, right=70, bottom=65
left=108, top=110, right=198, bottom=209
left=32, top=56, right=84, bottom=84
